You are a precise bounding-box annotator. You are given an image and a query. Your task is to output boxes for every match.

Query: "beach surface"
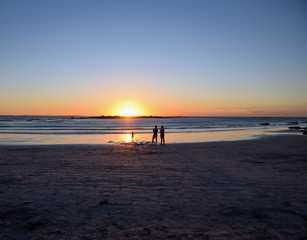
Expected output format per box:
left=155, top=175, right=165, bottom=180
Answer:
left=1, top=135, right=307, bottom=239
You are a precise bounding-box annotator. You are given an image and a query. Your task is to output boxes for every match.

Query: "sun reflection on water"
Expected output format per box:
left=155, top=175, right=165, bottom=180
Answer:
left=0, top=128, right=299, bottom=145
left=118, top=133, right=133, bottom=143
left=125, top=134, right=132, bottom=143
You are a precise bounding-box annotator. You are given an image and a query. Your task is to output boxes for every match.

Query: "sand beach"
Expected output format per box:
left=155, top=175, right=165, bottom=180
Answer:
left=0, top=135, right=307, bottom=239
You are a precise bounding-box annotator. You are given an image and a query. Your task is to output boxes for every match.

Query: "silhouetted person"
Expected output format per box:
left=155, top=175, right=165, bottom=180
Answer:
left=152, top=126, right=158, bottom=144
left=131, top=131, right=134, bottom=142
left=160, top=126, right=165, bottom=145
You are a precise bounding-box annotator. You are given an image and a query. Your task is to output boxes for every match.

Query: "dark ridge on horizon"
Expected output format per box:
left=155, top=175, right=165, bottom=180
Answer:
left=1, top=115, right=307, bottom=119
left=87, top=115, right=172, bottom=119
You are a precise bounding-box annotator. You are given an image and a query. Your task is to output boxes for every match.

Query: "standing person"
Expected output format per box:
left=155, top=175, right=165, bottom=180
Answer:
left=152, top=126, right=158, bottom=144
left=131, top=131, right=134, bottom=142
left=160, top=126, right=165, bottom=145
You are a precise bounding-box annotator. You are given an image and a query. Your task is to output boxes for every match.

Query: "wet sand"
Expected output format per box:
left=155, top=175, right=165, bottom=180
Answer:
left=0, top=135, right=307, bottom=239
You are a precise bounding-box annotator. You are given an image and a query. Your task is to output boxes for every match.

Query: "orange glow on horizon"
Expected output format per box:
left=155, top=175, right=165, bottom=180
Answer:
left=107, top=101, right=147, bottom=117
left=1, top=85, right=307, bottom=117
left=119, top=107, right=136, bottom=117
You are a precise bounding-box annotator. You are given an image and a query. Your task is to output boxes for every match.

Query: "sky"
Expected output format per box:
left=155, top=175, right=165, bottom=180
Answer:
left=0, top=0, right=306, bottom=116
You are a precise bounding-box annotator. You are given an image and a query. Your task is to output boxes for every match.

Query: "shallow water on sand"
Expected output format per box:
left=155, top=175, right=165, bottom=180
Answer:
left=0, top=127, right=304, bottom=145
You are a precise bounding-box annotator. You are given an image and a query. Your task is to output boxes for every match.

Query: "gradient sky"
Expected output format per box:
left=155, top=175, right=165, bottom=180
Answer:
left=1, top=0, right=307, bottom=116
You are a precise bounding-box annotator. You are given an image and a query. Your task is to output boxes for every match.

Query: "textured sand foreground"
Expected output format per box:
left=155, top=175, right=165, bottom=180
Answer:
left=0, top=136, right=307, bottom=240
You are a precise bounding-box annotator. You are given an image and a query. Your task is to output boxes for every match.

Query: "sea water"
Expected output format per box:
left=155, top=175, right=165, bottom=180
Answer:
left=0, top=116, right=306, bottom=145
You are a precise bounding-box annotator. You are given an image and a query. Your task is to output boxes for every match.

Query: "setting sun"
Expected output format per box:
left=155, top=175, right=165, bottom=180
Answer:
left=120, top=107, right=136, bottom=117
left=109, top=101, right=146, bottom=117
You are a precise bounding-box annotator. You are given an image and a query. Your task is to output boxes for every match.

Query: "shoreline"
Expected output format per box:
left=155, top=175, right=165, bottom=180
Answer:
left=0, top=126, right=305, bottom=146
left=0, top=132, right=305, bottom=148
left=1, top=135, right=307, bottom=239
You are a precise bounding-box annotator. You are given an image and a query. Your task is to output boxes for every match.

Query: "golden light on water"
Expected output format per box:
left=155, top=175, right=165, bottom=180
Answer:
left=118, top=133, right=133, bottom=143
left=125, top=134, right=132, bottom=143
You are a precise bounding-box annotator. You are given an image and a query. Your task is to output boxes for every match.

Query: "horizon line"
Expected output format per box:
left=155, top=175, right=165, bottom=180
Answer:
left=1, top=114, right=307, bottom=118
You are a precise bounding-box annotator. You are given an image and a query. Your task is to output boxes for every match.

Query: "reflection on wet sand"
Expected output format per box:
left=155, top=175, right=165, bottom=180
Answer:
left=119, top=133, right=133, bottom=143
left=0, top=128, right=302, bottom=145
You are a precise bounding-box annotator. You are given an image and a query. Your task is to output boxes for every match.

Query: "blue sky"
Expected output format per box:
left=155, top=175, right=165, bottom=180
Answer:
left=1, top=0, right=307, bottom=116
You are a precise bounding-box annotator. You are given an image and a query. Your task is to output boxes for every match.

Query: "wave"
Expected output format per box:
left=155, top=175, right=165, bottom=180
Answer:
left=0, top=117, right=306, bottom=136
left=0, top=127, right=267, bottom=135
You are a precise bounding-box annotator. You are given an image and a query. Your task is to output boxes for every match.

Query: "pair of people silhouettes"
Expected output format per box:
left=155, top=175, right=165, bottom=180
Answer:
left=152, top=126, right=165, bottom=145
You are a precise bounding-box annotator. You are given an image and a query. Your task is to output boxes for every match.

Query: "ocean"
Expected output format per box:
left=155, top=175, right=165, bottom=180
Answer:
left=0, top=116, right=306, bottom=145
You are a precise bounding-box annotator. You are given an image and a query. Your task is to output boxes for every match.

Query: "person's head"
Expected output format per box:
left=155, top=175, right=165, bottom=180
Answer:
left=155, top=125, right=157, bottom=128
left=161, top=126, right=164, bottom=129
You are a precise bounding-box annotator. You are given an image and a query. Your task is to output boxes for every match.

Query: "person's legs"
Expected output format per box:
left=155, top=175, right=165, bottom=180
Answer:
left=160, top=134, right=165, bottom=145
